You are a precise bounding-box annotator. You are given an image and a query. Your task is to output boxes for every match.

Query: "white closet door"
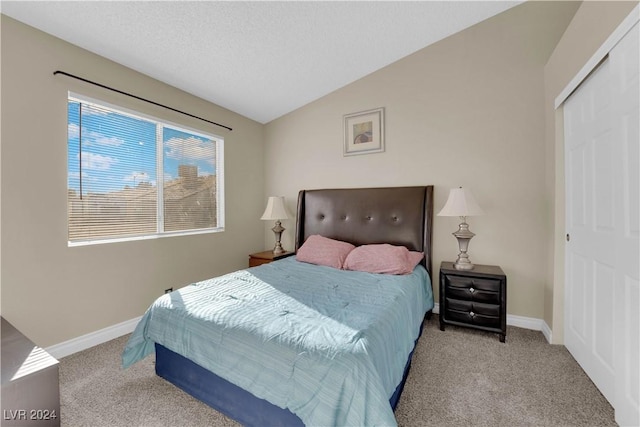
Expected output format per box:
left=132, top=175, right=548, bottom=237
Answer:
left=611, top=22, right=639, bottom=427
left=564, top=21, right=639, bottom=426
left=564, top=54, right=616, bottom=405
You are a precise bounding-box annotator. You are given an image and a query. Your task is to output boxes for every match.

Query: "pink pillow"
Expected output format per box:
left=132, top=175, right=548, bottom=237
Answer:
left=344, top=244, right=424, bottom=275
left=406, top=250, right=425, bottom=271
left=296, top=235, right=355, bottom=269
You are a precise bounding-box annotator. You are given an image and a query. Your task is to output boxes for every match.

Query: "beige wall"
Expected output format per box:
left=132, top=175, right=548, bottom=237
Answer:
left=543, top=1, right=638, bottom=343
left=0, top=16, right=266, bottom=347
left=264, top=2, right=579, bottom=321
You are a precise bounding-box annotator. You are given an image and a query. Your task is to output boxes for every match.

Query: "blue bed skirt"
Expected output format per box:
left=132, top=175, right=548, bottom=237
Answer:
left=154, top=312, right=429, bottom=426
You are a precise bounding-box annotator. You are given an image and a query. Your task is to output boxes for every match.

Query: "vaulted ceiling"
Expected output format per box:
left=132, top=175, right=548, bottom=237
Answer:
left=2, top=1, right=524, bottom=123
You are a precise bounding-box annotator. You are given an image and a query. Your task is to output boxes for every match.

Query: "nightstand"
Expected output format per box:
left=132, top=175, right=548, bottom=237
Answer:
left=439, top=261, right=507, bottom=342
left=248, top=250, right=294, bottom=267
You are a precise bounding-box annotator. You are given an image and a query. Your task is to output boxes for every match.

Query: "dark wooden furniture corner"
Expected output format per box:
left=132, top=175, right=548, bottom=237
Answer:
left=249, top=250, right=294, bottom=267
left=439, top=261, right=507, bottom=342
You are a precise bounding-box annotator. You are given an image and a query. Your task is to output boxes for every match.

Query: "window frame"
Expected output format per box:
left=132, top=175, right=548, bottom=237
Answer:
left=67, top=92, right=225, bottom=247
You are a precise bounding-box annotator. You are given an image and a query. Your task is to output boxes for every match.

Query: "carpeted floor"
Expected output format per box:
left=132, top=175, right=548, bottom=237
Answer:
left=58, top=315, right=615, bottom=426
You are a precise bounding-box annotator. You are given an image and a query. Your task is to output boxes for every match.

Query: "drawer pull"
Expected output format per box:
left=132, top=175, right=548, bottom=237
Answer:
left=469, top=287, right=475, bottom=293
left=470, top=311, right=475, bottom=317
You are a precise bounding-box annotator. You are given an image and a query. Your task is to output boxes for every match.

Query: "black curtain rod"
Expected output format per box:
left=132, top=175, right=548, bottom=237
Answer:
left=53, top=70, right=233, bottom=132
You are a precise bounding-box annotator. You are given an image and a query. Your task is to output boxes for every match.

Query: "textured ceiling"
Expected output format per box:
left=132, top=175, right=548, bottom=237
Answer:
left=1, top=1, right=522, bottom=123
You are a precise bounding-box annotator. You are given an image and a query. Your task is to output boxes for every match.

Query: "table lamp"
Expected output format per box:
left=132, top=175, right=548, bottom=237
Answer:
left=438, top=187, right=484, bottom=270
left=260, top=196, right=290, bottom=254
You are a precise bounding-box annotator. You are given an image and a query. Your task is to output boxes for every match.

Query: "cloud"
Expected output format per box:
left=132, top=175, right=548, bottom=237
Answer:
left=79, top=152, right=118, bottom=171
left=164, top=136, right=215, bottom=165
left=123, top=172, right=150, bottom=183
left=93, top=134, right=125, bottom=146
left=70, top=126, right=124, bottom=147
left=68, top=171, right=88, bottom=179
left=82, top=130, right=125, bottom=147
left=68, top=123, right=80, bottom=139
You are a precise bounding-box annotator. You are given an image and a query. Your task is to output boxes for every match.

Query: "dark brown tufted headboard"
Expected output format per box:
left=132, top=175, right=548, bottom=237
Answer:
left=295, top=186, right=434, bottom=275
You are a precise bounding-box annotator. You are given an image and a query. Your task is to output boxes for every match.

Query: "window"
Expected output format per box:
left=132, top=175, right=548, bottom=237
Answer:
left=67, top=94, right=224, bottom=244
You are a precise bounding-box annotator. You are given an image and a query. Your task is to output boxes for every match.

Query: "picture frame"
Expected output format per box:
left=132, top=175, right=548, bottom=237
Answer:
left=343, top=107, right=385, bottom=156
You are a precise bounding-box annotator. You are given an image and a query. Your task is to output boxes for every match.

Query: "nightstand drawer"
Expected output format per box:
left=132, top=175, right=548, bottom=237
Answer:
left=445, top=275, right=501, bottom=292
left=445, top=307, right=501, bottom=328
left=445, top=284, right=500, bottom=304
left=446, top=298, right=501, bottom=317
left=249, top=257, right=273, bottom=267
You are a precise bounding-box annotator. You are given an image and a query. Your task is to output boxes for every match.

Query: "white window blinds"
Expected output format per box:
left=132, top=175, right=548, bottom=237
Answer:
left=67, top=94, right=223, bottom=244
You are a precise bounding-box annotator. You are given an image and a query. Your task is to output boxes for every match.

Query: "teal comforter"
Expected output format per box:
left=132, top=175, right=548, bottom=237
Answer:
left=122, top=256, right=433, bottom=426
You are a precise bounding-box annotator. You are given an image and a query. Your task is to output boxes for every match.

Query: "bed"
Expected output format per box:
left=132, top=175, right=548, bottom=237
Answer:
left=123, top=186, right=434, bottom=426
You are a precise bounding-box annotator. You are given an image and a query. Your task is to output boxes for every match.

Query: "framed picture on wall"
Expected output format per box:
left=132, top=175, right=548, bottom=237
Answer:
left=343, top=107, right=385, bottom=156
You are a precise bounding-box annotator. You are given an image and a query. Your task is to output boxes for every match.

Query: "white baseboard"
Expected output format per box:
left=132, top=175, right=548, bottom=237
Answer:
left=506, top=313, right=544, bottom=331
left=45, top=316, right=141, bottom=360
left=541, top=320, right=553, bottom=344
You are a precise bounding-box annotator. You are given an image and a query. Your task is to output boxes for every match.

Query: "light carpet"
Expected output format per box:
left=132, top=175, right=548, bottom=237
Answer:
left=58, top=315, right=615, bottom=426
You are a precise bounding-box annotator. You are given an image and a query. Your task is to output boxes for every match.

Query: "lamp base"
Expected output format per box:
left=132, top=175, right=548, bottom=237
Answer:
left=271, top=221, right=285, bottom=254
left=454, top=258, right=475, bottom=270
left=452, top=220, right=475, bottom=270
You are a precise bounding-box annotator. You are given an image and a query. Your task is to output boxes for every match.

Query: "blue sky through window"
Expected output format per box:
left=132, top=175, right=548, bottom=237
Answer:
left=68, top=100, right=216, bottom=196
left=163, top=126, right=216, bottom=182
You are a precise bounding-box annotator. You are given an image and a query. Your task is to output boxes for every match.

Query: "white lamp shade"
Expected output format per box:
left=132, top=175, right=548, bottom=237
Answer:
left=260, top=196, right=290, bottom=220
left=437, top=187, right=484, bottom=217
